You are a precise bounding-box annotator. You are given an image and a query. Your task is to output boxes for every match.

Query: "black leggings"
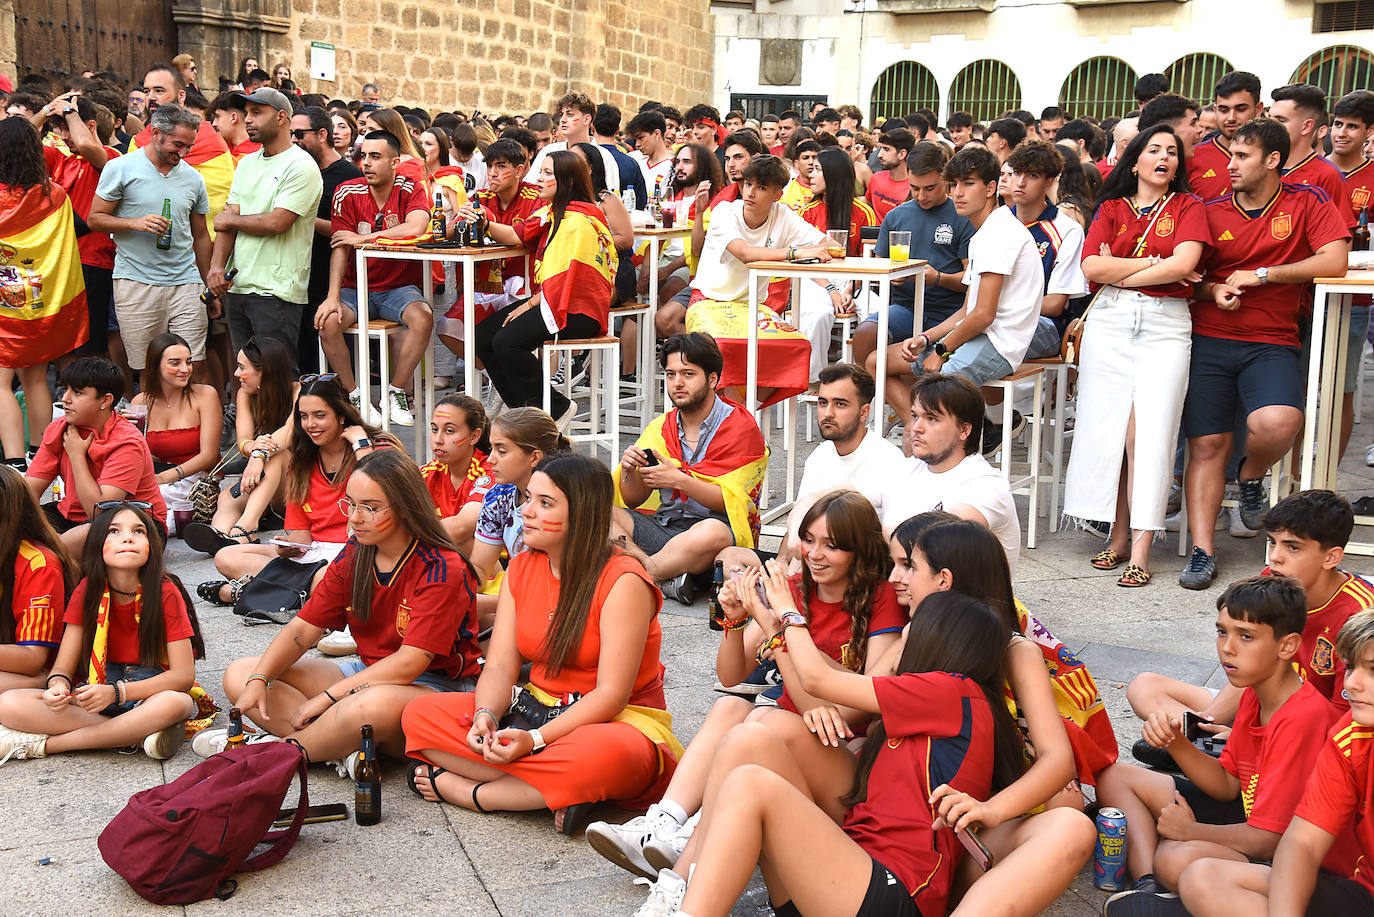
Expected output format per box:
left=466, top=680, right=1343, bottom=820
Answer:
left=473, top=300, right=602, bottom=418
left=771, top=858, right=921, bottom=917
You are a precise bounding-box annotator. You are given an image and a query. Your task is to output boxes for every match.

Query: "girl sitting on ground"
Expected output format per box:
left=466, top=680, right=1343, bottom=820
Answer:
left=421, top=393, right=493, bottom=552
left=128, top=333, right=222, bottom=509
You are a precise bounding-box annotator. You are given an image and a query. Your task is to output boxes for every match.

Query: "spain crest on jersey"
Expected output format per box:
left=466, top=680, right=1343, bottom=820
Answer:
left=1354, top=187, right=1371, bottom=212
left=1312, top=634, right=1336, bottom=675
left=1271, top=212, right=1293, bottom=241
left=1155, top=213, right=1175, bottom=237
left=395, top=597, right=412, bottom=637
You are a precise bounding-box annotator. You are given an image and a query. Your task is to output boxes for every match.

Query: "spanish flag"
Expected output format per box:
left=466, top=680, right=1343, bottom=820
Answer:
left=130, top=121, right=234, bottom=239
left=518, top=201, right=615, bottom=332
left=0, top=183, right=89, bottom=366
left=614, top=396, right=768, bottom=549
left=685, top=298, right=810, bottom=409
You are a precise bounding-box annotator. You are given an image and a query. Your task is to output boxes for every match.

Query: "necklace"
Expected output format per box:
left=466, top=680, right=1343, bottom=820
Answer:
left=109, top=585, right=139, bottom=598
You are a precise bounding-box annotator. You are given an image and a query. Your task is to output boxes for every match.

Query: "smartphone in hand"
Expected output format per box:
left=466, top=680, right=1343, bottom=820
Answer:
left=956, top=826, right=994, bottom=871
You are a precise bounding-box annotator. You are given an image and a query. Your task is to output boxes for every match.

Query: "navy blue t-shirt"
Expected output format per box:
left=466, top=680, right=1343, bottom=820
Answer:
left=875, top=198, right=975, bottom=327
left=603, top=143, right=648, bottom=211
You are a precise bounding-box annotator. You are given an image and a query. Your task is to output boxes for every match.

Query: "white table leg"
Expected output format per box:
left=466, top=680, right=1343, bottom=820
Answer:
left=462, top=255, right=477, bottom=397
left=355, top=248, right=372, bottom=419
left=873, top=276, right=890, bottom=431
left=1301, top=285, right=1329, bottom=490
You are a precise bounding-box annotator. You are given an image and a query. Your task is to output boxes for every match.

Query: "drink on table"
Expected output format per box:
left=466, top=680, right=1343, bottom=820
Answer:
left=156, top=198, right=173, bottom=251
left=1093, top=807, right=1128, bottom=890
left=1355, top=211, right=1370, bottom=253
left=226, top=707, right=246, bottom=749
left=429, top=190, right=446, bottom=239
left=355, top=724, right=381, bottom=825
left=888, top=230, right=911, bottom=263
left=650, top=177, right=664, bottom=225
left=707, top=559, right=725, bottom=631
left=826, top=229, right=849, bottom=258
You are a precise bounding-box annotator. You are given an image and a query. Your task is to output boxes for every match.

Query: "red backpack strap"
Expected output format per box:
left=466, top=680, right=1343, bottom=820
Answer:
left=237, top=745, right=309, bottom=873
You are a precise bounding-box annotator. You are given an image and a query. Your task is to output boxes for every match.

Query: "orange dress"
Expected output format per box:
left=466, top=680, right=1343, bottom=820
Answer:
left=402, top=551, right=681, bottom=810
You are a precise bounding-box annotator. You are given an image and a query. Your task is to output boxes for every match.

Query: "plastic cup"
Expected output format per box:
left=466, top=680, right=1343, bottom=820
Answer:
left=889, top=231, right=911, bottom=263
left=826, top=229, right=849, bottom=258
left=170, top=499, right=193, bottom=538
left=127, top=404, right=148, bottom=434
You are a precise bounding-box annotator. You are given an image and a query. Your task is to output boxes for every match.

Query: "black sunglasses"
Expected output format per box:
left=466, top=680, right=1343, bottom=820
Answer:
left=96, top=500, right=153, bottom=512
left=289, top=128, right=318, bottom=140
left=299, top=373, right=340, bottom=385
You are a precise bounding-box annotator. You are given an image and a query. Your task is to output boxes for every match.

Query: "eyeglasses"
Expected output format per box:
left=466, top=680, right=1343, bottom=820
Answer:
left=96, top=500, right=153, bottom=511
left=289, top=128, right=315, bottom=139
left=299, top=373, right=339, bottom=385
left=338, top=498, right=390, bottom=521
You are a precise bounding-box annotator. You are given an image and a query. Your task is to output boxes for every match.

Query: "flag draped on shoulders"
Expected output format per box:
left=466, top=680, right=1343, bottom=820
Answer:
left=0, top=183, right=89, bottom=366
left=614, top=396, right=768, bottom=549
left=517, top=200, right=615, bottom=332
left=429, top=165, right=470, bottom=208
left=131, top=121, right=233, bottom=238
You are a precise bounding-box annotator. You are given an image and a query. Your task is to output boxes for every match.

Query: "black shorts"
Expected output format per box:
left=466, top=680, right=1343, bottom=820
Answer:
left=1308, top=870, right=1374, bottom=916
left=1182, top=334, right=1304, bottom=439
left=770, top=858, right=920, bottom=917
left=1171, top=775, right=1246, bottom=825
left=629, top=509, right=733, bottom=555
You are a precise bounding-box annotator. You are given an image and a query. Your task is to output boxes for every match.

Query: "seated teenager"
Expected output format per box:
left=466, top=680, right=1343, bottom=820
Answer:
left=403, top=453, right=683, bottom=835
left=422, top=393, right=493, bottom=552
left=184, top=337, right=300, bottom=554
left=1126, top=490, right=1374, bottom=768
left=24, top=357, right=168, bottom=554
left=1096, top=575, right=1344, bottom=912
left=612, top=333, right=767, bottom=605
left=128, top=333, right=223, bottom=508
left=198, top=451, right=481, bottom=773
left=0, top=465, right=78, bottom=693
left=587, top=491, right=904, bottom=879
left=686, top=154, right=845, bottom=407
left=469, top=150, right=616, bottom=429
left=198, top=375, right=396, bottom=607
left=1176, top=609, right=1374, bottom=917
left=0, top=504, right=200, bottom=763
left=316, top=129, right=434, bottom=426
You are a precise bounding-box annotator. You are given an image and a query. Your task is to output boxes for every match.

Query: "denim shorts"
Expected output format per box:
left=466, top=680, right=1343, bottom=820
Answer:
left=913, top=332, right=1013, bottom=388
left=99, top=663, right=163, bottom=716
left=336, top=658, right=475, bottom=693
left=340, top=284, right=427, bottom=325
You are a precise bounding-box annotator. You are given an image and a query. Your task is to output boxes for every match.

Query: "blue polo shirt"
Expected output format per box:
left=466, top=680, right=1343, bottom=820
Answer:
left=875, top=198, right=975, bottom=327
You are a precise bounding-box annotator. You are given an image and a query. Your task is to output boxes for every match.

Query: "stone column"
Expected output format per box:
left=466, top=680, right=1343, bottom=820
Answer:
left=172, top=0, right=292, bottom=90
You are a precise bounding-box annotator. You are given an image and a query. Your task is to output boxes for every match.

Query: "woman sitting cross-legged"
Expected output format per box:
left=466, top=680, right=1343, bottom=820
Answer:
left=402, top=452, right=683, bottom=834
left=194, top=451, right=481, bottom=774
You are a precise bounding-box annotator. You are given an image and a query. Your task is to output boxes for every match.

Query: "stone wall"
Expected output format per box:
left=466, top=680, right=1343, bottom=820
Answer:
left=279, top=0, right=714, bottom=115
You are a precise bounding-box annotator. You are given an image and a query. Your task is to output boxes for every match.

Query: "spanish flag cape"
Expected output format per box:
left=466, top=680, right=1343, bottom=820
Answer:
left=1008, top=600, right=1118, bottom=790
left=614, top=396, right=768, bottom=549
left=130, top=121, right=234, bottom=239
left=517, top=200, right=616, bottom=332
left=428, top=165, right=470, bottom=207
left=0, top=183, right=89, bottom=366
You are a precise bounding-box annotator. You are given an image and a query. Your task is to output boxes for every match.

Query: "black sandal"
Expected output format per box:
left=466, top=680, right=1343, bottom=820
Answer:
left=406, top=760, right=461, bottom=806
left=195, top=576, right=249, bottom=607
left=557, top=801, right=596, bottom=836
left=182, top=522, right=238, bottom=555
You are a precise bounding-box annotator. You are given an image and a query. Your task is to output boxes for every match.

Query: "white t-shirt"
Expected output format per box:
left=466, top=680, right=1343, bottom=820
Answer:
left=693, top=200, right=825, bottom=303
left=794, top=430, right=906, bottom=522
left=964, top=206, right=1043, bottom=368
left=879, top=452, right=1021, bottom=577
left=529, top=141, right=620, bottom=194
left=634, top=151, right=674, bottom=199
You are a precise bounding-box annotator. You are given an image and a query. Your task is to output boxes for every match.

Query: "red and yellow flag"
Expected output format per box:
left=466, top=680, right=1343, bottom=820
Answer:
left=130, top=121, right=235, bottom=238
left=518, top=201, right=615, bottom=332
left=0, top=184, right=89, bottom=366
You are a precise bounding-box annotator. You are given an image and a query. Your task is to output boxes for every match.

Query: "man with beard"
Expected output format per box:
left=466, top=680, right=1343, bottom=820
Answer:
left=207, top=86, right=323, bottom=368
left=647, top=143, right=723, bottom=306
left=878, top=373, right=1021, bottom=576
left=1190, top=72, right=1263, bottom=201
left=613, top=332, right=768, bottom=604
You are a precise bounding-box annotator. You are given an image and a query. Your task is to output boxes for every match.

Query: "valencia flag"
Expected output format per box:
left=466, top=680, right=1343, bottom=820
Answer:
left=518, top=201, right=615, bottom=332
left=0, top=184, right=89, bottom=366
left=130, top=121, right=234, bottom=239
left=615, top=395, right=768, bottom=549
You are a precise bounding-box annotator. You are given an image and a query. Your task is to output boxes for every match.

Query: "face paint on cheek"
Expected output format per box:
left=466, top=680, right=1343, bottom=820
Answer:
left=542, top=521, right=564, bottom=532
left=374, top=515, right=394, bottom=532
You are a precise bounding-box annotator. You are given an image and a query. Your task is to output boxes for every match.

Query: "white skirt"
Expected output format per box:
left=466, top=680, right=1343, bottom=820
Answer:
left=1063, top=286, right=1192, bottom=531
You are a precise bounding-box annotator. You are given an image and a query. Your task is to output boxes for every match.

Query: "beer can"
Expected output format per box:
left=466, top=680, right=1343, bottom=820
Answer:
left=1094, top=807, right=1128, bottom=891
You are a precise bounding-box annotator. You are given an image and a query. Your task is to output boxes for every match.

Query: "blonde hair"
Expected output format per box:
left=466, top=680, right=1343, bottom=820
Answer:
left=1337, top=608, right=1374, bottom=669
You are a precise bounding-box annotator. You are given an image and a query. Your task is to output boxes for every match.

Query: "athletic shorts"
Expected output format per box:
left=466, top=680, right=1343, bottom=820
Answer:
left=770, top=858, right=920, bottom=917
left=1308, top=870, right=1374, bottom=915
left=1182, top=334, right=1304, bottom=439
left=629, top=508, right=734, bottom=555
left=1172, top=775, right=1246, bottom=826
left=337, top=658, right=475, bottom=694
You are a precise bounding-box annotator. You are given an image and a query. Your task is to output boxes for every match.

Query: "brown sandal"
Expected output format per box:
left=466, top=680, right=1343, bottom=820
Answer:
left=1117, top=564, right=1151, bottom=587
left=1090, top=548, right=1123, bottom=570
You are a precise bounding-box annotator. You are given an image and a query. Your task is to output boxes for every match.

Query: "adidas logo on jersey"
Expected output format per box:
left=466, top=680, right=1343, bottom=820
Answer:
left=1202, top=169, right=1216, bottom=178
left=1218, top=229, right=1235, bottom=241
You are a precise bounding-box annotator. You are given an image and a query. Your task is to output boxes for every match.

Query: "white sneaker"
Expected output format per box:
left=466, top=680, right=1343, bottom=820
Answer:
left=329, top=750, right=360, bottom=779
left=349, top=390, right=382, bottom=426
left=642, top=811, right=697, bottom=873
left=587, top=805, right=681, bottom=879
left=386, top=387, right=415, bottom=426
left=318, top=627, right=358, bottom=657
left=143, top=721, right=187, bottom=760
left=190, top=726, right=281, bottom=758
left=0, top=725, right=48, bottom=764
left=631, top=868, right=687, bottom=917
left=1163, top=506, right=1228, bottom=534
left=1229, top=505, right=1261, bottom=538
left=1366, top=441, right=1374, bottom=467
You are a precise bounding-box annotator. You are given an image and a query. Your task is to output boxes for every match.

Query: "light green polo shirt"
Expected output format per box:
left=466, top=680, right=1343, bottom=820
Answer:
left=225, top=144, right=323, bottom=304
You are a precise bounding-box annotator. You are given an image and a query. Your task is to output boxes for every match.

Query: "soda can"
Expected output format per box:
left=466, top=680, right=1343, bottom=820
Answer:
left=1094, top=807, right=1128, bottom=891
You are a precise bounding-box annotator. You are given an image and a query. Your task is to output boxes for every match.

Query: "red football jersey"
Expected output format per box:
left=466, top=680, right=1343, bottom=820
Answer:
left=331, top=175, right=430, bottom=291
left=1219, top=680, right=1342, bottom=832
left=1295, top=714, right=1374, bottom=890
left=1188, top=136, right=1235, bottom=202
left=1343, top=159, right=1374, bottom=225
left=11, top=541, right=66, bottom=656
left=46, top=144, right=121, bottom=269
left=1286, top=151, right=1356, bottom=228
left=420, top=452, right=493, bottom=518
left=1192, top=183, right=1351, bottom=346
left=1083, top=193, right=1210, bottom=299
left=1301, top=573, right=1374, bottom=709
left=799, top=198, right=879, bottom=256
left=63, top=579, right=193, bottom=667
left=844, top=672, right=996, bottom=916
left=297, top=538, right=481, bottom=680
left=284, top=460, right=352, bottom=543
left=474, top=182, right=541, bottom=293
left=866, top=170, right=910, bottom=222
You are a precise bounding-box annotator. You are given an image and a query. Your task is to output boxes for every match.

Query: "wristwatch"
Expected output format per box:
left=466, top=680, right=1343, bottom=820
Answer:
left=931, top=338, right=951, bottom=359
left=350, top=437, right=372, bottom=451
left=779, top=610, right=808, bottom=630
left=1256, top=267, right=1269, bottom=285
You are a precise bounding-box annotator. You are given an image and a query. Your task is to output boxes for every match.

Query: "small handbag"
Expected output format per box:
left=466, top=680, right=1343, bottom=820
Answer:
left=1061, top=193, right=1174, bottom=365
left=233, top=557, right=329, bottom=626
left=498, top=685, right=582, bottom=731
left=189, top=448, right=240, bottom=524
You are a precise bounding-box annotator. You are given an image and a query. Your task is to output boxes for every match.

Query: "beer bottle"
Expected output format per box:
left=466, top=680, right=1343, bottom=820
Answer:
left=156, top=198, right=173, bottom=251
left=200, top=267, right=238, bottom=306
left=226, top=707, right=246, bottom=749
left=1355, top=211, right=1370, bottom=253
left=429, top=190, right=446, bottom=239
left=651, top=177, right=663, bottom=225
left=707, top=560, right=725, bottom=631
left=354, top=724, right=381, bottom=825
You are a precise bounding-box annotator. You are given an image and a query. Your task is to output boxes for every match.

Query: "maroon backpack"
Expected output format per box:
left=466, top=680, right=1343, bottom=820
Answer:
left=98, top=742, right=308, bottom=904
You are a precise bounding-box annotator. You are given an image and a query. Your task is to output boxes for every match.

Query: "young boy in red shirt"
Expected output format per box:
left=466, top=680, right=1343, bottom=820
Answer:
left=1096, top=575, right=1343, bottom=914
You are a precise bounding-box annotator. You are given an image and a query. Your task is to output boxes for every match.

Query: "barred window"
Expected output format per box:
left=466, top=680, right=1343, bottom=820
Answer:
left=1291, top=45, right=1374, bottom=102
left=948, top=59, right=1023, bottom=123
left=1059, top=57, right=1139, bottom=121
left=869, top=62, right=940, bottom=126
left=1163, top=53, right=1236, bottom=106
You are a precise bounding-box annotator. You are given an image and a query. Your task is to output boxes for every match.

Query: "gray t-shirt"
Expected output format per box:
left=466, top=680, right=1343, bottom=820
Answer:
left=875, top=198, right=975, bottom=327
left=95, top=150, right=210, bottom=285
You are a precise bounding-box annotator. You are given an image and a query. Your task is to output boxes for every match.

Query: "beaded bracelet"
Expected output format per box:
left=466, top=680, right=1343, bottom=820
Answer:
left=474, top=706, right=498, bottom=726
left=246, top=673, right=271, bottom=688
left=46, top=673, right=72, bottom=689
left=756, top=631, right=786, bottom=665
left=723, top=615, right=750, bottom=633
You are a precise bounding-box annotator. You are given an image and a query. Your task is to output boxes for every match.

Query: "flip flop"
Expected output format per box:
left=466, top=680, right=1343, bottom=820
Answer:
left=1090, top=548, right=1123, bottom=570
left=557, top=801, right=597, bottom=836
left=406, top=760, right=458, bottom=805
left=227, top=524, right=260, bottom=545
left=182, top=522, right=237, bottom=556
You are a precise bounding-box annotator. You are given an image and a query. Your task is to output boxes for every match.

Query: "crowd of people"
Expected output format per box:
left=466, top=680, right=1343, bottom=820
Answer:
left=3, top=55, right=1374, bottom=916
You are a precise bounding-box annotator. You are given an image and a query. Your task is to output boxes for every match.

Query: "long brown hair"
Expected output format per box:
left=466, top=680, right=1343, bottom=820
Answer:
left=366, top=108, right=423, bottom=160
left=913, top=519, right=1019, bottom=634
left=843, top=592, right=1024, bottom=807
left=435, top=392, right=491, bottom=456
left=286, top=378, right=398, bottom=505
left=490, top=407, right=571, bottom=468
left=545, top=150, right=596, bottom=234
left=241, top=337, right=294, bottom=437
left=795, top=491, right=891, bottom=672
left=0, top=466, right=77, bottom=643
left=345, top=451, right=475, bottom=622
left=139, top=333, right=195, bottom=411
left=533, top=453, right=615, bottom=676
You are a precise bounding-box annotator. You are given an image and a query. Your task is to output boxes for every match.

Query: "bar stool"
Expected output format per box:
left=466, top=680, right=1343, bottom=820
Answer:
left=541, top=335, right=621, bottom=462
left=983, top=364, right=1046, bottom=549
left=1024, top=356, right=1073, bottom=529
left=319, top=318, right=429, bottom=456
left=611, top=300, right=654, bottom=425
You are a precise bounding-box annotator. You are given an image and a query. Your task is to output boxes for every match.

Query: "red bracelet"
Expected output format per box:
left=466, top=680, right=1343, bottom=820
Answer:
left=756, top=631, right=786, bottom=665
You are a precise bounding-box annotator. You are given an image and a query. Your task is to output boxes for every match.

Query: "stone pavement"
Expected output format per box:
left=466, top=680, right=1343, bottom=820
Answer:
left=6, top=390, right=1374, bottom=916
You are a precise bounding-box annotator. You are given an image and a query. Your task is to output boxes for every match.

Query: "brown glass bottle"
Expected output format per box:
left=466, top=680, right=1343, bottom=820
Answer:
left=226, top=707, right=246, bottom=749
left=355, top=724, right=381, bottom=825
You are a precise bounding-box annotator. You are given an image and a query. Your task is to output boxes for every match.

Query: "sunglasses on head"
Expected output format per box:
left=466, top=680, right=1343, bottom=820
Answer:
left=299, top=373, right=340, bottom=385
left=95, top=500, right=153, bottom=512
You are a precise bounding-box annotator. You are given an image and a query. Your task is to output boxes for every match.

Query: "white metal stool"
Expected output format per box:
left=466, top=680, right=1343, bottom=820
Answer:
left=541, top=336, right=621, bottom=462
left=611, top=300, right=654, bottom=426
left=983, top=364, right=1046, bottom=549
left=319, top=318, right=430, bottom=457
